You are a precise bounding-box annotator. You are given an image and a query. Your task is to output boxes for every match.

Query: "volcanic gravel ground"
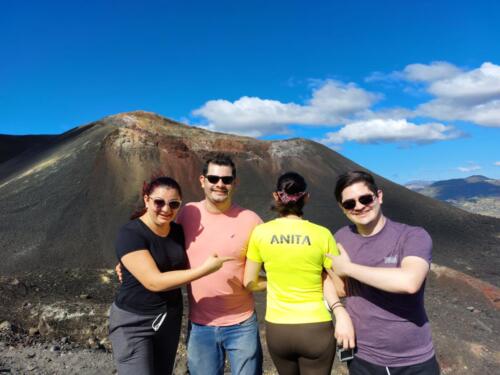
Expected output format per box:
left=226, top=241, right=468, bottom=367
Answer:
left=1, top=268, right=498, bottom=374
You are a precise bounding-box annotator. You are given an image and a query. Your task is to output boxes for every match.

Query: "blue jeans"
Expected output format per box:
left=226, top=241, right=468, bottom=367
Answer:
left=187, top=312, right=263, bottom=375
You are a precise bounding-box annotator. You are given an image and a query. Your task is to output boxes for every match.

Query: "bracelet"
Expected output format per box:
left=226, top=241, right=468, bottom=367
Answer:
left=329, top=301, right=343, bottom=310
left=332, top=303, right=344, bottom=311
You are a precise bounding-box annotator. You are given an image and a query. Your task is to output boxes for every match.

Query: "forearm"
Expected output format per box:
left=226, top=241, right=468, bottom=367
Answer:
left=323, top=273, right=342, bottom=308
left=147, top=266, right=209, bottom=292
left=345, top=263, right=423, bottom=294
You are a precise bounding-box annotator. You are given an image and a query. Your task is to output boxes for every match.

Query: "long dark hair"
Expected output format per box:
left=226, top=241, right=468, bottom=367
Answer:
left=130, top=176, right=182, bottom=220
left=271, top=172, right=308, bottom=217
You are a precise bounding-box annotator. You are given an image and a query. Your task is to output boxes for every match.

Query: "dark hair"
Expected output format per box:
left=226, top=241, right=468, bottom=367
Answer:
left=202, top=153, right=236, bottom=178
left=334, top=171, right=378, bottom=202
left=130, top=176, right=182, bottom=220
left=272, top=171, right=307, bottom=217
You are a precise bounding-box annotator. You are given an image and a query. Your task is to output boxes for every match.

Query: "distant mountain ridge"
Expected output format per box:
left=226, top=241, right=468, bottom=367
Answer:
left=405, top=175, right=500, bottom=218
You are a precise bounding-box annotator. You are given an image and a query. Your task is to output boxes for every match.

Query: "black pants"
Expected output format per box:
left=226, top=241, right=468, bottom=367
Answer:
left=109, top=303, right=182, bottom=375
left=348, top=355, right=440, bottom=375
left=265, top=320, right=335, bottom=375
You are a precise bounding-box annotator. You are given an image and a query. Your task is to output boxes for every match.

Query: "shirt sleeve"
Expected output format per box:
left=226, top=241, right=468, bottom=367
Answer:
left=323, top=229, right=339, bottom=269
left=115, top=225, right=149, bottom=260
left=402, top=226, right=432, bottom=264
left=246, top=226, right=263, bottom=263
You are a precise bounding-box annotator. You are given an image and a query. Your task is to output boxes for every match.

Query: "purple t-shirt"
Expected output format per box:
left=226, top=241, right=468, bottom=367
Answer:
left=335, top=218, right=435, bottom=367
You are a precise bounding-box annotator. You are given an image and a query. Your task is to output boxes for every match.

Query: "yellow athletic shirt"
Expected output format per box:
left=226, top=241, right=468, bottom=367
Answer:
left=246, top=218, right=339, bottom=324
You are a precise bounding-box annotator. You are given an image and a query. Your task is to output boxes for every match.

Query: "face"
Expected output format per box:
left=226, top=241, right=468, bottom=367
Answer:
left=339, top=182, right=383, bottom=227
left=200, top=163, right=236, bottom=205
left=144, top=186, right=182, bottom=227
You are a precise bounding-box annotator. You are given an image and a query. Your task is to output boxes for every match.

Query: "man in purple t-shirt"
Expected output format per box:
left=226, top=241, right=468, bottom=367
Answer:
left=328, top=171, right=440, bottom=375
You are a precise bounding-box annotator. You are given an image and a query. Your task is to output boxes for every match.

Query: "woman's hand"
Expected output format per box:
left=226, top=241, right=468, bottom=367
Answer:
left=333, top=307, right=356, bottom=349
left=200, top=254, right=235, bottom=274
left=115, top=263, right=123, bottom=283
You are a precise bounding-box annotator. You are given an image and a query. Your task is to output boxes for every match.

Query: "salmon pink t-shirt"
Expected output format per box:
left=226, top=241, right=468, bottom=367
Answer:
left=176, top=201, right=262, bottom=326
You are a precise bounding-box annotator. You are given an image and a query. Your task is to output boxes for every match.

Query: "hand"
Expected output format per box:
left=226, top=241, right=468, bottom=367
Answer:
left=334, top=307, right=356, bottom=349
left=115, top=263, right=123, bottom=283
left=326, top=243, right=352, bottom=278
left=201, top=254, right=235, bottom=274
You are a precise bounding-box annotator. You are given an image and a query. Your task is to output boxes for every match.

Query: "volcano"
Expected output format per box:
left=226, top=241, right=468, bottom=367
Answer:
left=0, top=111, right=498, bottom=374
left=1, top=111, right=498, bottom=283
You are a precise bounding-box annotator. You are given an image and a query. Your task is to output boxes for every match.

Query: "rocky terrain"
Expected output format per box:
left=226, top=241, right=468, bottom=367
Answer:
left=1, top=111, right=499, bottom=374
left=1, top=266, right=498, bottom=374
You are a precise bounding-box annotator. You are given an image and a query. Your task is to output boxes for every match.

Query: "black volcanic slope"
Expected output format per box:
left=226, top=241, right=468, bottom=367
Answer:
left=1, top=111, right=499, bottom=286
left=0, top=134, right=56, bottom=164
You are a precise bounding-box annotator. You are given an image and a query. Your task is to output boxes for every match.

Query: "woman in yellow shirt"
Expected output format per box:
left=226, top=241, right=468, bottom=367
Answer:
left=244, top=171, right=354, bottom=375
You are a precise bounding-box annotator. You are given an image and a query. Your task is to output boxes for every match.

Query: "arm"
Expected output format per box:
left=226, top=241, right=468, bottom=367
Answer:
left=121, top=250, right=234, bottom=292
left=323, top=272, right=355, bottom=349
left=328, top=243, right=429, bottom=294
left=243, top=259, right=267, bottom=292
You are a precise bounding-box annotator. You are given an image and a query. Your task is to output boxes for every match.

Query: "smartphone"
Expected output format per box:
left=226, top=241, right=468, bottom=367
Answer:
left=337, top=348, right=355, bottom=362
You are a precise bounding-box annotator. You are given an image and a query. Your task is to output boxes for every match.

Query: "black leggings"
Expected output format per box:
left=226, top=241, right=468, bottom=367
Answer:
left=265, top=320, right=335, bottom=375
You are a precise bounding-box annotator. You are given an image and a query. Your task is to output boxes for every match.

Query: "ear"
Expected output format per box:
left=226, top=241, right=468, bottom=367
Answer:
left=199, top=175, right=205, bottom=188
left=377, top=189, right=383, bottom=204
left=272, top=192, right=280, bottom=202
left=304, top=192, right=310, bottom=204
left=143, top=194, right=149, bottom=207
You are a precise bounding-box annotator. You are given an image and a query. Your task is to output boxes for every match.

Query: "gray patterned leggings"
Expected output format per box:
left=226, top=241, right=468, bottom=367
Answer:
left=109, top=303, right=182, bottom=375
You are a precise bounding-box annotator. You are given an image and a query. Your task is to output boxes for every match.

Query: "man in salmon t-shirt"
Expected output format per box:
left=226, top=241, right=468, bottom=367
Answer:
left=176, top=153, right=263, bottom=375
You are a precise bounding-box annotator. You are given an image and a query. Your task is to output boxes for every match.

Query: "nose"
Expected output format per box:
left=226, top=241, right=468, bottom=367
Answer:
left=160, top=204, right=172, bottom=213
left=353, top=200, right=364, bottom=210
left=215, top=179, right=225, bottom=188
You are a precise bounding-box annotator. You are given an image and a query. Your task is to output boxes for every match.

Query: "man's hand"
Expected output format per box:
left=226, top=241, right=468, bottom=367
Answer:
left=333, top=307, right=356, bottom=349
left=115, top=263, right=123, bottom=283
left=327, top=243, right=352, bottom=278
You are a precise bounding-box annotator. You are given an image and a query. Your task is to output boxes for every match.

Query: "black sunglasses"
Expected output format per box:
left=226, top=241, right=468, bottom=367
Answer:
left=341, top=194, right=376, bottom=210
left=205, top=175, right=235, bottom=184
left=150, top=197, right=182, bottom=210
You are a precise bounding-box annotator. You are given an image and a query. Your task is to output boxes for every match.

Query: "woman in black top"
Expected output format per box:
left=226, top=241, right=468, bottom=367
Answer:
left=109, top=176, right=233, bottom=375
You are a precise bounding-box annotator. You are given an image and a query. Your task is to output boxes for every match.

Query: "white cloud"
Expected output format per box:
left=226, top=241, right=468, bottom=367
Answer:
left=308, top=81, right=380, bottom=116
left=192, top=80, right=380, bottom=136
left=494, top=161, right=500, bottom=166
left=418, top=98, right=500, bottom=127
left=427, top=62, right=500, bottom=101
left=190, top=60, right=499, bottom=143
left=414, top=62, right=500, bottom=127
left=366, top=61, right=500, bottom=127
left=319, top=118, right=462, bottom=145
left=457, top=163, right=482, bottom=172
left=402, top=61, right=463, bottom=82
left=366, top=61, right=462, bottom=83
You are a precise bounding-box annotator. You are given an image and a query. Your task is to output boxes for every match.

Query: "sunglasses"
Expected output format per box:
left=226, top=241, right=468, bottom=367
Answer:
left=205, top=175, right=235, bottom=184
left=149, top=197, right=182, bottom=210
left=341, top=194, right=376, bottom=210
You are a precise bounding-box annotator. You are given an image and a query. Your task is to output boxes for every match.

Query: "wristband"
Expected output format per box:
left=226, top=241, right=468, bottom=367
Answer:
left=332, top=303, right=344, bottom=311
left=329, top=301, right=343, bottom=310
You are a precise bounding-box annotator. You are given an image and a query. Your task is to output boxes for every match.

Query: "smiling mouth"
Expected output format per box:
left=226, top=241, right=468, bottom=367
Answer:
left=353, top=209, right=371, bottom=216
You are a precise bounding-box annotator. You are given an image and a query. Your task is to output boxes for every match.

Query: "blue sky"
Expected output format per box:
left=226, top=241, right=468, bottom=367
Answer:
left=1, top=0, right=499, bottom=183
